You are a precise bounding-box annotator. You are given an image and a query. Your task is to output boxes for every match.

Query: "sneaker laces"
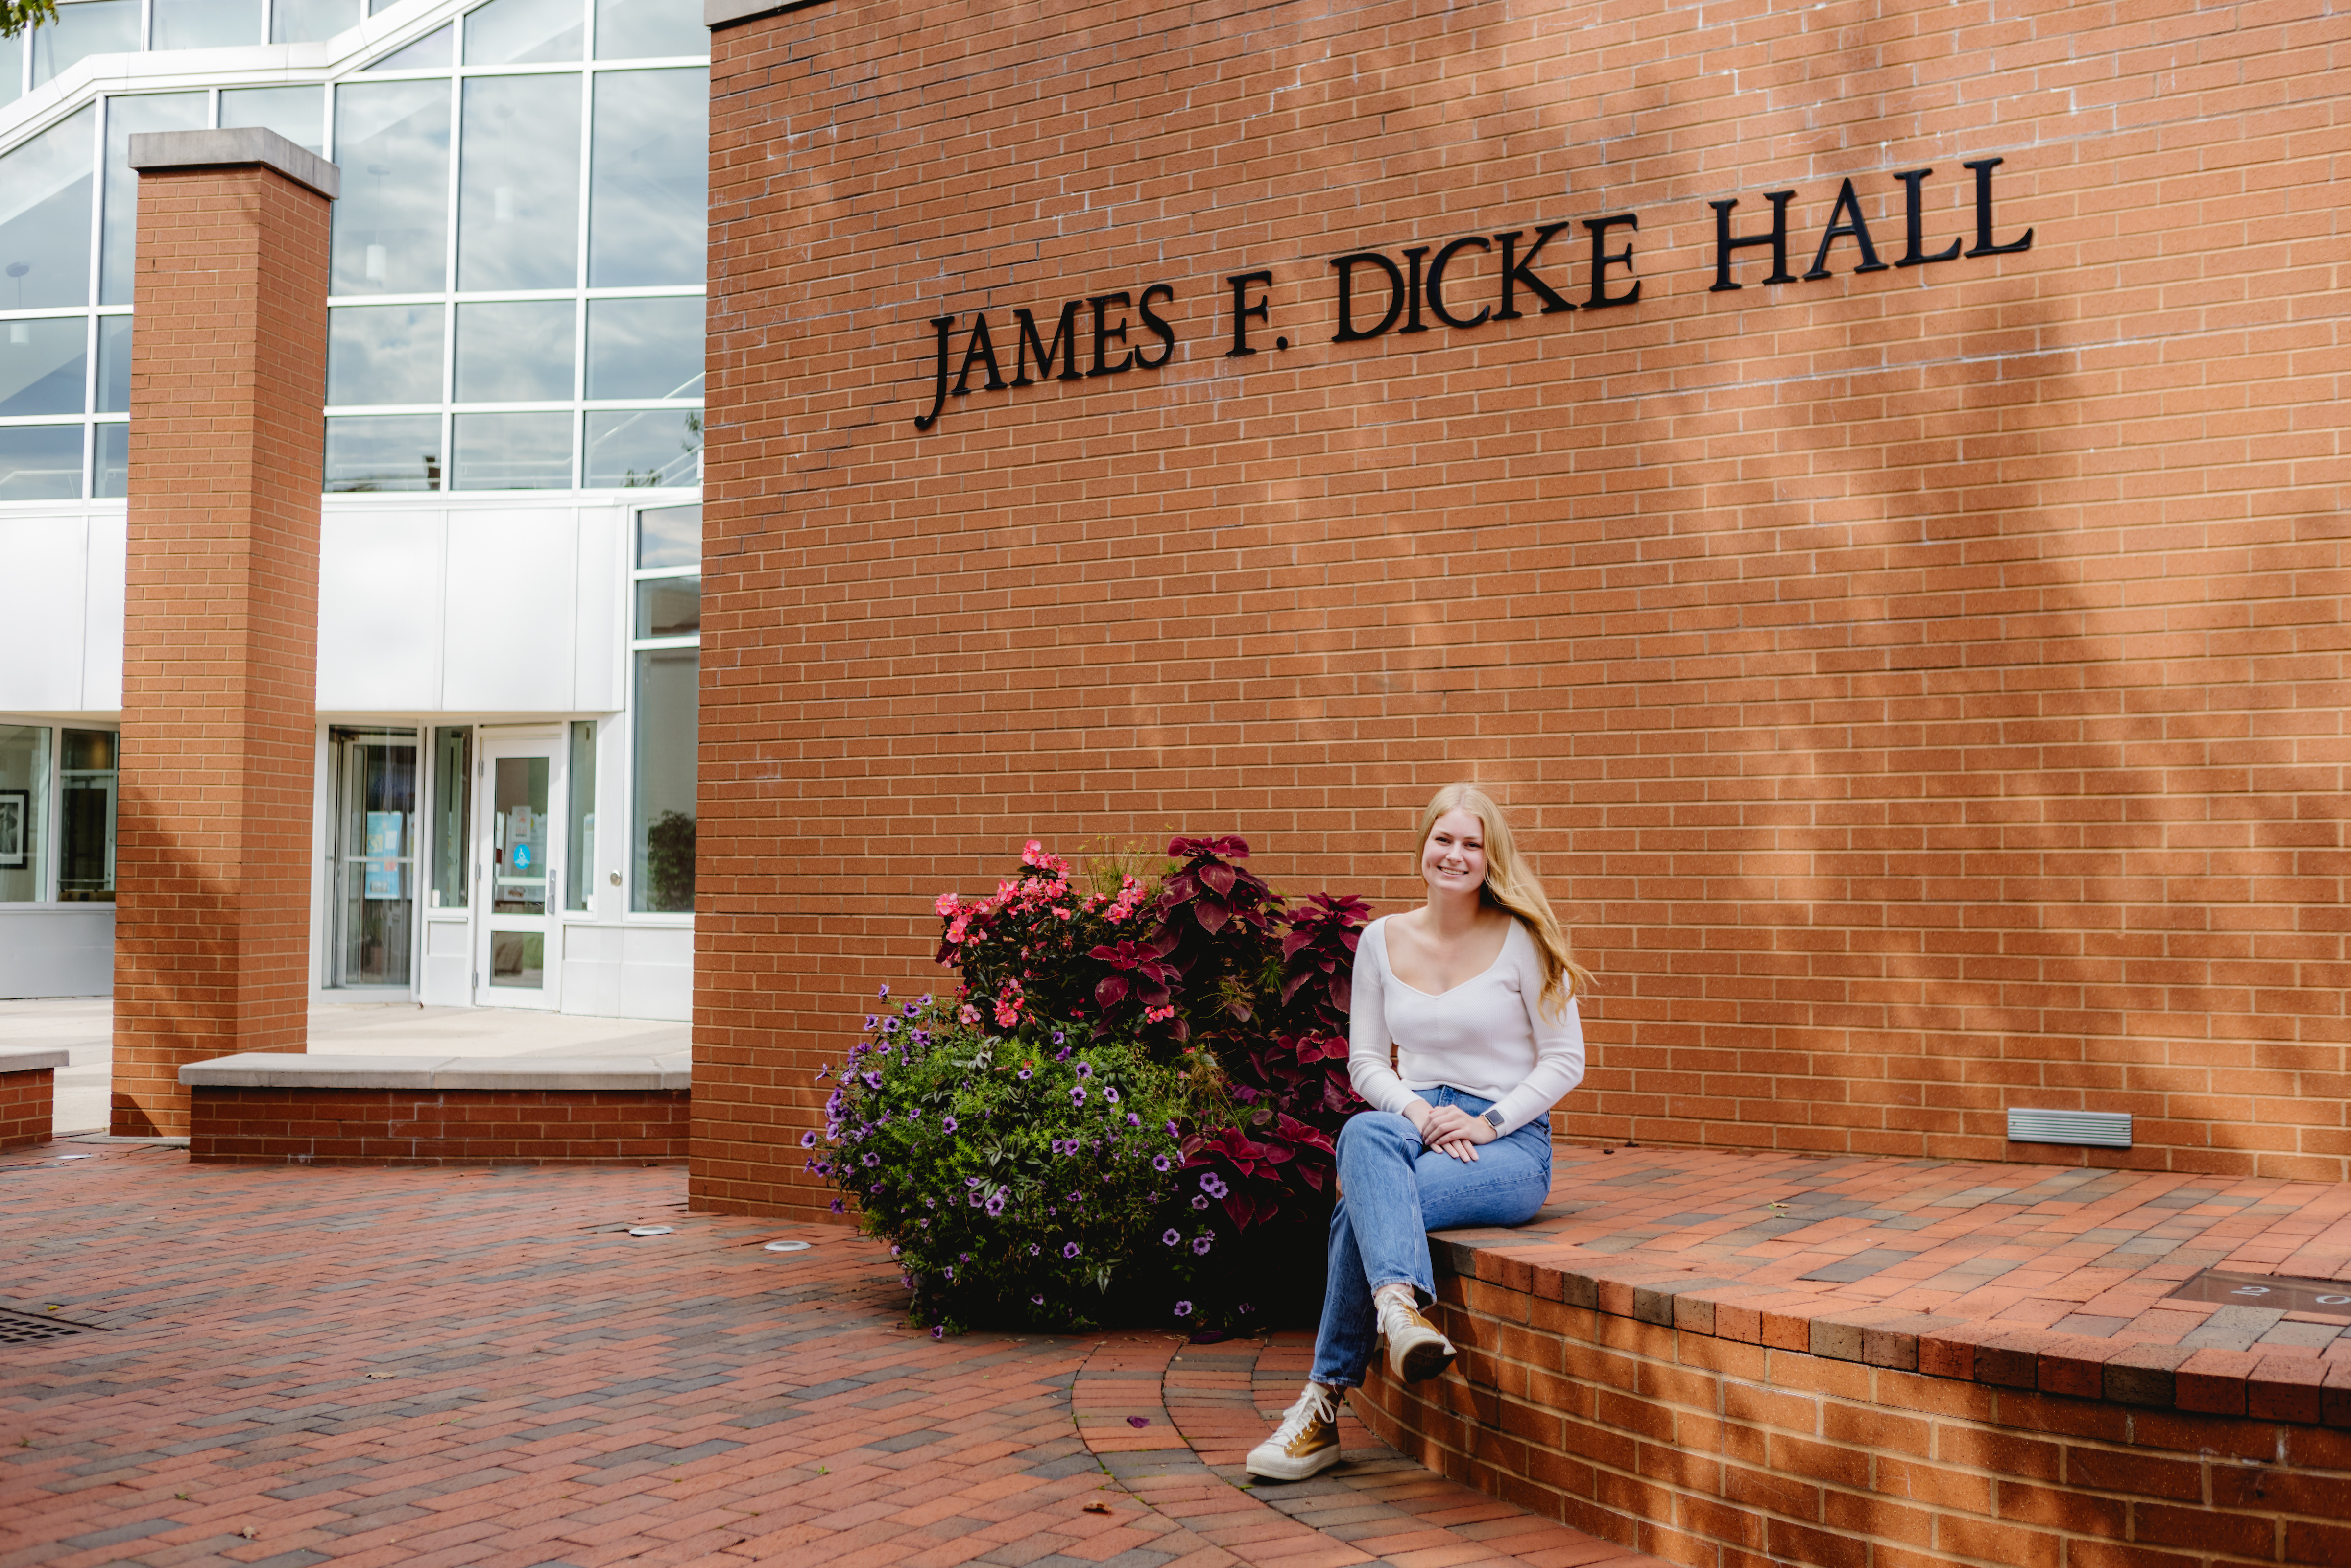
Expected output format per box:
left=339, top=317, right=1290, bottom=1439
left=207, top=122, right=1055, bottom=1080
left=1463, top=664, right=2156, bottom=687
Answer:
left=1268, top=1383, right=1338, bottom=1444
left=1376, top=1290, right=1425, bottom=1335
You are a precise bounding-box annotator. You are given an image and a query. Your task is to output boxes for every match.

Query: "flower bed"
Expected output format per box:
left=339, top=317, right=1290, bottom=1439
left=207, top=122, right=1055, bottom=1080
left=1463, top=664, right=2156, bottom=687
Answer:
left=808, top=837, right=1373, bottom=1334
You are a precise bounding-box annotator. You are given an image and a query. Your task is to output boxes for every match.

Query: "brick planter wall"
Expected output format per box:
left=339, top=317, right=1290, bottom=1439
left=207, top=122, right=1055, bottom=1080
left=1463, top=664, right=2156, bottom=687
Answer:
left=189, top=1087, right=690, bottom=1166
left=1354, top=1265, right=2351, bottom=1568
left=0, top=1068, right=52, bottom=1152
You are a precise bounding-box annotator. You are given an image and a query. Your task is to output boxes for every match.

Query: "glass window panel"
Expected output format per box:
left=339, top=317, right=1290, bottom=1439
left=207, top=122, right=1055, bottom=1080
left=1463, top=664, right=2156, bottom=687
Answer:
left=0, top=106, right=96, bottom=312
left=328, top=304, right=445, bottom=406
left=219, top=86, right=325, bottom=157
left=331, top=80, right=451, bottom=297
left=57, top=728, right=116, bottom=903
left=101, top=93, right=208, bottom=305
left=585, top=296, right=700, bottom=400
left=595, top=0, right=703, bottom=59
left=452, top=410, right=570, bottom=489
left=0, top=425, right=82, bottom=500
left=457, top=74, right=580, bottom=292
left=272, top=0, right=360, bottom=44
left=635, top=503, right=698, bottom=568
left=152, top=0, right=263, bottom=49
left=361, top=24, right=451, bottom=70
left=489, top=755, right=547, bottom=916
left=455, top=298, right=573, bottom=403
left=30, top=1, right=139, bottom=87
left=0, top=316, right=89, bottom=417
left=430, top=725, right=471, bottom=909
left=465, top=0, right=584, bottom=65
left=325, top=414, right=441, bottom=492
left=634, top=574, right=698, bottom=638
left=96, top=314, right=129, bottom=412
left=631, top=647, right=695, bottom=912
left=565, top=719, right=595, bottom=911
left=94, top=421, right=127, bottom=497
left=586, top=406, right=698, bottom=489
left=0, top=33, right=23, bottom=112
left=0, top=724, right=52, bottom=903
left=588, top=68, right=706, bottom=287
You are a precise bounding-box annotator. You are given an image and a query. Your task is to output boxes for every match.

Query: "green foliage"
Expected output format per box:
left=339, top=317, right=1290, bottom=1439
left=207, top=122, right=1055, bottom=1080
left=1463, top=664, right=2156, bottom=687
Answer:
left=1, top=3, right=57, bottom=42
left=644, top=809, right=694, bottom=911
left=813, top=998, right=1211, bottom=1334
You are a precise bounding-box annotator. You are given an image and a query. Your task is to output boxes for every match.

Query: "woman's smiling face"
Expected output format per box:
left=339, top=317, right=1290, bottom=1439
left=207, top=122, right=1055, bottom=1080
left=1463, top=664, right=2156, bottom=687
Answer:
left=1420, top=808, right=1487, bottom=895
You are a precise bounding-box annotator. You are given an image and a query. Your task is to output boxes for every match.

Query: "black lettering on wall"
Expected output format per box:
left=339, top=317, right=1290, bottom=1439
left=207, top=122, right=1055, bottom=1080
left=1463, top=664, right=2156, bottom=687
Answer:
left=950, top=313, right=1007, bottom=395
left=1134, top=283, right=1177, bottom=369
left=1424, top=237, right=1490, bottom=329
left=1225, top=270, right=1273, bottom=357
left=1012, top=300, right=1086, bottom=386
left=1709, top=191, right=1795, bottom=290
left=1962, top=158, right=2033, bottom=257
left=1331, top=253, right=1406, bottom=342
left=914, top=313, right=957, bottom=431
left=1803, top=178, right=1888, bottom=279
left=1893, top=168, right=1963, bottom=267
left=1494, top=221, right=1575, bottom=320
left=1088, top=293, right=1134, bottom=377
left=1582, top=214, right=1639, bottom=308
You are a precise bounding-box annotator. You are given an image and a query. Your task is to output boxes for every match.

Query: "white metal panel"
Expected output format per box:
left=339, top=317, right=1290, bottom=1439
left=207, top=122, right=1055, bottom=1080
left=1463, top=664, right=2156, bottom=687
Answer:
left=419, top=914, right=469, bottom=1006
left=0, top=907, right=114, bottom=998
left=617, top=923, right=692, bottom=1022
left=574, top=507, right=624, bottom=712
left=318, top=508, right=445, bottom=711
left=0, top=514, right=87, bottom=712
left=442, top=509, right=578, bottom=712
left=81, top=512, right=125, bottom=710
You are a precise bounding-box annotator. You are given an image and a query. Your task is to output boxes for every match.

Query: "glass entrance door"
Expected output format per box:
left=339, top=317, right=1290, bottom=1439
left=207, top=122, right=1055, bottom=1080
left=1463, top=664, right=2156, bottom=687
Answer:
left=474, top=729, right=566, bottom=1010
left=330, top=726, right=419, bottom=990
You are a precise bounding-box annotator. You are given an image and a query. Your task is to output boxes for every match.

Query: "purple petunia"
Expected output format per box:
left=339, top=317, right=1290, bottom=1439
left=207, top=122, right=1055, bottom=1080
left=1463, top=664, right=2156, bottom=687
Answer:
left=883, top=1016, right=900, bottom=1034
left=1070, top=1086, right=1087, bottom=1106
left=1127, top=1113, right=1141, bottom=1127
left=1199, top=1173, right=1228, bottom=1199
left=931, top=1325, right=945, bottom=1340
left=1152, top=1154, right=1171, bottom=1172
left=1051, top=1029, right=1065, bottom=1045
left=879, top=984, right=891, bottom=999
left=1017, top=1068, right=1032, bottom=1081
left=1161, top=1229, right=1180, bottom=1247
left=830, top=1198, right=844, bottom=1213
left=967, top=1175, right=984, bottom=1187
left=1192, top=1234, right=1213, bottom=1256
left=1104, top=1087, right=1121, bottom=1105
left=799, top=1130, right=817, bottom=1148
left=1173, top=1301, right=1193, bottom=1317
left=1075, top=1061, right=1094, bottom=1079
left=1191, top=1195, right=1209, bottom=1210
left=907, top=1107, right=922, bottom=1121
left=891, top=1244, right=902, bottom=1257
left=985, top=1193, right=1006, bottom=1217
left=942, top=1265, right=955, bottom=1280
left=903, top=1002, right=919, bottom=1019
left=942, top=1116, right=958, bottom=1133
left=865, top=1015, right=879, bottom=1030
left=1028, top=1243, right=1041, bottom=1256
left=1166, top=1121, right=1180, bottom=1138
left=864, top=1072, right=883, bottom=1089
left=1063, top=1242, right=1080, bottom=1259
left=1031, top=1294, right=1045, bottom=1306
left=864, top=1152, right=879, bottom=1167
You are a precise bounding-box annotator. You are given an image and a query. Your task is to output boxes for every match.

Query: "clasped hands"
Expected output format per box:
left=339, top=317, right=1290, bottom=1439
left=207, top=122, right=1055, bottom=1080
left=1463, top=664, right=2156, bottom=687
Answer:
left=1403, top=1101, right=1498, bottom=1162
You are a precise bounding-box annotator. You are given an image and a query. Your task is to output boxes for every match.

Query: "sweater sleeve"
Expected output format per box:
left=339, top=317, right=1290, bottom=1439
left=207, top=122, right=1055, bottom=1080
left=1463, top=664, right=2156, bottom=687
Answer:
left=1346, top=922, right=1420, bottom=1118
left=1480, top=937, right=1587, bottom=1137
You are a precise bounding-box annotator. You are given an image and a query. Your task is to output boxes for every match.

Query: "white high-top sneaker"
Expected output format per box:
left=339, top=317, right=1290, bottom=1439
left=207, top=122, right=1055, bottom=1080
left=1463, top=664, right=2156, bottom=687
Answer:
left=1243, top=1382, right=1343, bottom=1481
left=1377, top=1291, right=1457, bottom=1383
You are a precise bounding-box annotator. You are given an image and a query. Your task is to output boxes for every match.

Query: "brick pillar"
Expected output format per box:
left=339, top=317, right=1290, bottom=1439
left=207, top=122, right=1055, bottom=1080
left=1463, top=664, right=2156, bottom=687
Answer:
left=111, top=130, right=339, bottom=1137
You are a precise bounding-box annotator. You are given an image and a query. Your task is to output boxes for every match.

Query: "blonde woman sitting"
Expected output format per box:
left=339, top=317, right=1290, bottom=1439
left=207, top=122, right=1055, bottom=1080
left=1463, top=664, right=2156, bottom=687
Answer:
left=1247, top=784, right=1588, bottom=1481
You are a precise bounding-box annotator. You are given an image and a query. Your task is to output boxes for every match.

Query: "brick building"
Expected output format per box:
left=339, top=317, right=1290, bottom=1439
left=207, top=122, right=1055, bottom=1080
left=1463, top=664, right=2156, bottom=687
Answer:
left=697, top=0, right=2350, bottom=1220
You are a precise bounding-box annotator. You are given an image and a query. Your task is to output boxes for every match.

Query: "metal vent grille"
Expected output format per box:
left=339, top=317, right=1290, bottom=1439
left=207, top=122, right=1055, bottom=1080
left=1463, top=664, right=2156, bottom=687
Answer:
left=2008, top=1108, right=2132, bottom=1148
left=0, top=1309, right=100, bottom=1346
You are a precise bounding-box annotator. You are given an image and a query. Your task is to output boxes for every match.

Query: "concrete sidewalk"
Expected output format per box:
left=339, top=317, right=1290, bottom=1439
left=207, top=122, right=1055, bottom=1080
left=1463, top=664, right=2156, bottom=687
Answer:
left=0, top=1142, right=1652, bottom=1568
left=0, top=999, right=691, bottom=1135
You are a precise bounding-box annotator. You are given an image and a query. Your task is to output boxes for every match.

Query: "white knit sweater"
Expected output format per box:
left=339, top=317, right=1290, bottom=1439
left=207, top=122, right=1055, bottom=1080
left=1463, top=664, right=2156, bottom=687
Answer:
left=1346, top=916, right=1586, bottom=1138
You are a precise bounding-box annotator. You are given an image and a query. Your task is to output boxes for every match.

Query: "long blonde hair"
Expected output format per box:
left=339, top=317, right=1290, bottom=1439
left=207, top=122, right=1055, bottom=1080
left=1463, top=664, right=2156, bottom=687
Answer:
left=1414, top=783, right=1592, bottom=1015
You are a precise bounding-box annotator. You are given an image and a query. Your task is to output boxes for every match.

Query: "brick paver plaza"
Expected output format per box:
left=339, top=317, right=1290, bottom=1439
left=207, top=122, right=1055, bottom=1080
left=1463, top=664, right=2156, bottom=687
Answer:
left=9, top=1136, right=2351, bottom=1566
left=0, top=1140, right=1653, bottom=1568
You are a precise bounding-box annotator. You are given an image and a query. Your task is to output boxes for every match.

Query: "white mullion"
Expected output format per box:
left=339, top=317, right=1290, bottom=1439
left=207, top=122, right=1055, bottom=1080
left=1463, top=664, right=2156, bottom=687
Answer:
left=440, top=46, right=460, bottom=492
left=81, top=98, right=104, bottom=500
left=571, top=62, right=591, bottom=490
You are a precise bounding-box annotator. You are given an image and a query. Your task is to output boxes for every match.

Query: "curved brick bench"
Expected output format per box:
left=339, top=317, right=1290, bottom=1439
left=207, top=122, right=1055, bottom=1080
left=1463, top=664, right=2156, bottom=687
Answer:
left=0, top=1046, right=68, bottom=1152
left=179, top=1053, right=690, bottom=1166
left=1352, top=1147, right=2351, bottom=1567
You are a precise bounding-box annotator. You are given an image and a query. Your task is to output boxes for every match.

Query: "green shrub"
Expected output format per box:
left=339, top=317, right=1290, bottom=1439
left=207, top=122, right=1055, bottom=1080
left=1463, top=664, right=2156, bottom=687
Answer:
left=811, top=994, right=1216, bottom=1334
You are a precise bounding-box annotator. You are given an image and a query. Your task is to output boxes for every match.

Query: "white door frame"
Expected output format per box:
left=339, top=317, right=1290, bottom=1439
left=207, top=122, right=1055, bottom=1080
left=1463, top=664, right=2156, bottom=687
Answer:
left=472, top=725, right=567, bottom=1011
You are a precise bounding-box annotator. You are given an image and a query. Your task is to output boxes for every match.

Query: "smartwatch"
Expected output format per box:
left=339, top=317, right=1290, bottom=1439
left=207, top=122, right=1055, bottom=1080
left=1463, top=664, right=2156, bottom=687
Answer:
left=1480, top=1108, right=1506, bottom=1132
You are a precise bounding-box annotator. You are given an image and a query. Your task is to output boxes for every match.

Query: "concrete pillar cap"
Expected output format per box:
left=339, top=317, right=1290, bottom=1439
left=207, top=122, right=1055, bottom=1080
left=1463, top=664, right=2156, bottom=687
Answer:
left=128, top=127, right=339, bottom=201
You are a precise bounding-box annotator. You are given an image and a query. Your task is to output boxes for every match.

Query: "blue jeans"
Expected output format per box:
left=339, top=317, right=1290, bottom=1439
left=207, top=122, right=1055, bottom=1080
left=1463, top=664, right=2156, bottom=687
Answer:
left=1309, top=1089, right=1553, bottom=1389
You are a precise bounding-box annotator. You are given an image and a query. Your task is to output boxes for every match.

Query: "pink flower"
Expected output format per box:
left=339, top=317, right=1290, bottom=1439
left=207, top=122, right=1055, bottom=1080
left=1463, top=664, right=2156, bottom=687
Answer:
left=959, top=1004, right=981, bottom=1025
left=935, top=892, right=960, bottom=917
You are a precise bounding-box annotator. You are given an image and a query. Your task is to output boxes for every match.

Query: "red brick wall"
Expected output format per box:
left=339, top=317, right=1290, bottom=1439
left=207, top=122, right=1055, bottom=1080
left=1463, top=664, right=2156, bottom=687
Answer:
left=114, top=163, right=331, bottom=1136
left=189, top=1087, right=691, bottom=1166
left=0, top=1069, right=52, bottom=1152
left=1357, top=1265, right=2351, bottom=1568
left=699, top=0, right=2351, bottom=1219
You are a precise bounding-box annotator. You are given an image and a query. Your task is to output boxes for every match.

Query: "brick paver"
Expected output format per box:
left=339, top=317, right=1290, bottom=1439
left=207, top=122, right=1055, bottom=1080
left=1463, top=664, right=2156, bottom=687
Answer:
left=0, top=1141, right=1654, bottom=1568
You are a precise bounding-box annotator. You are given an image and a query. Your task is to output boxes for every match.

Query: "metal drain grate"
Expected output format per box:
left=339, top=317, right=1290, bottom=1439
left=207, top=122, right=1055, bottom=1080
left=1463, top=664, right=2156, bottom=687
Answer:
left=0, top=1308, right=101, bottom=1346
